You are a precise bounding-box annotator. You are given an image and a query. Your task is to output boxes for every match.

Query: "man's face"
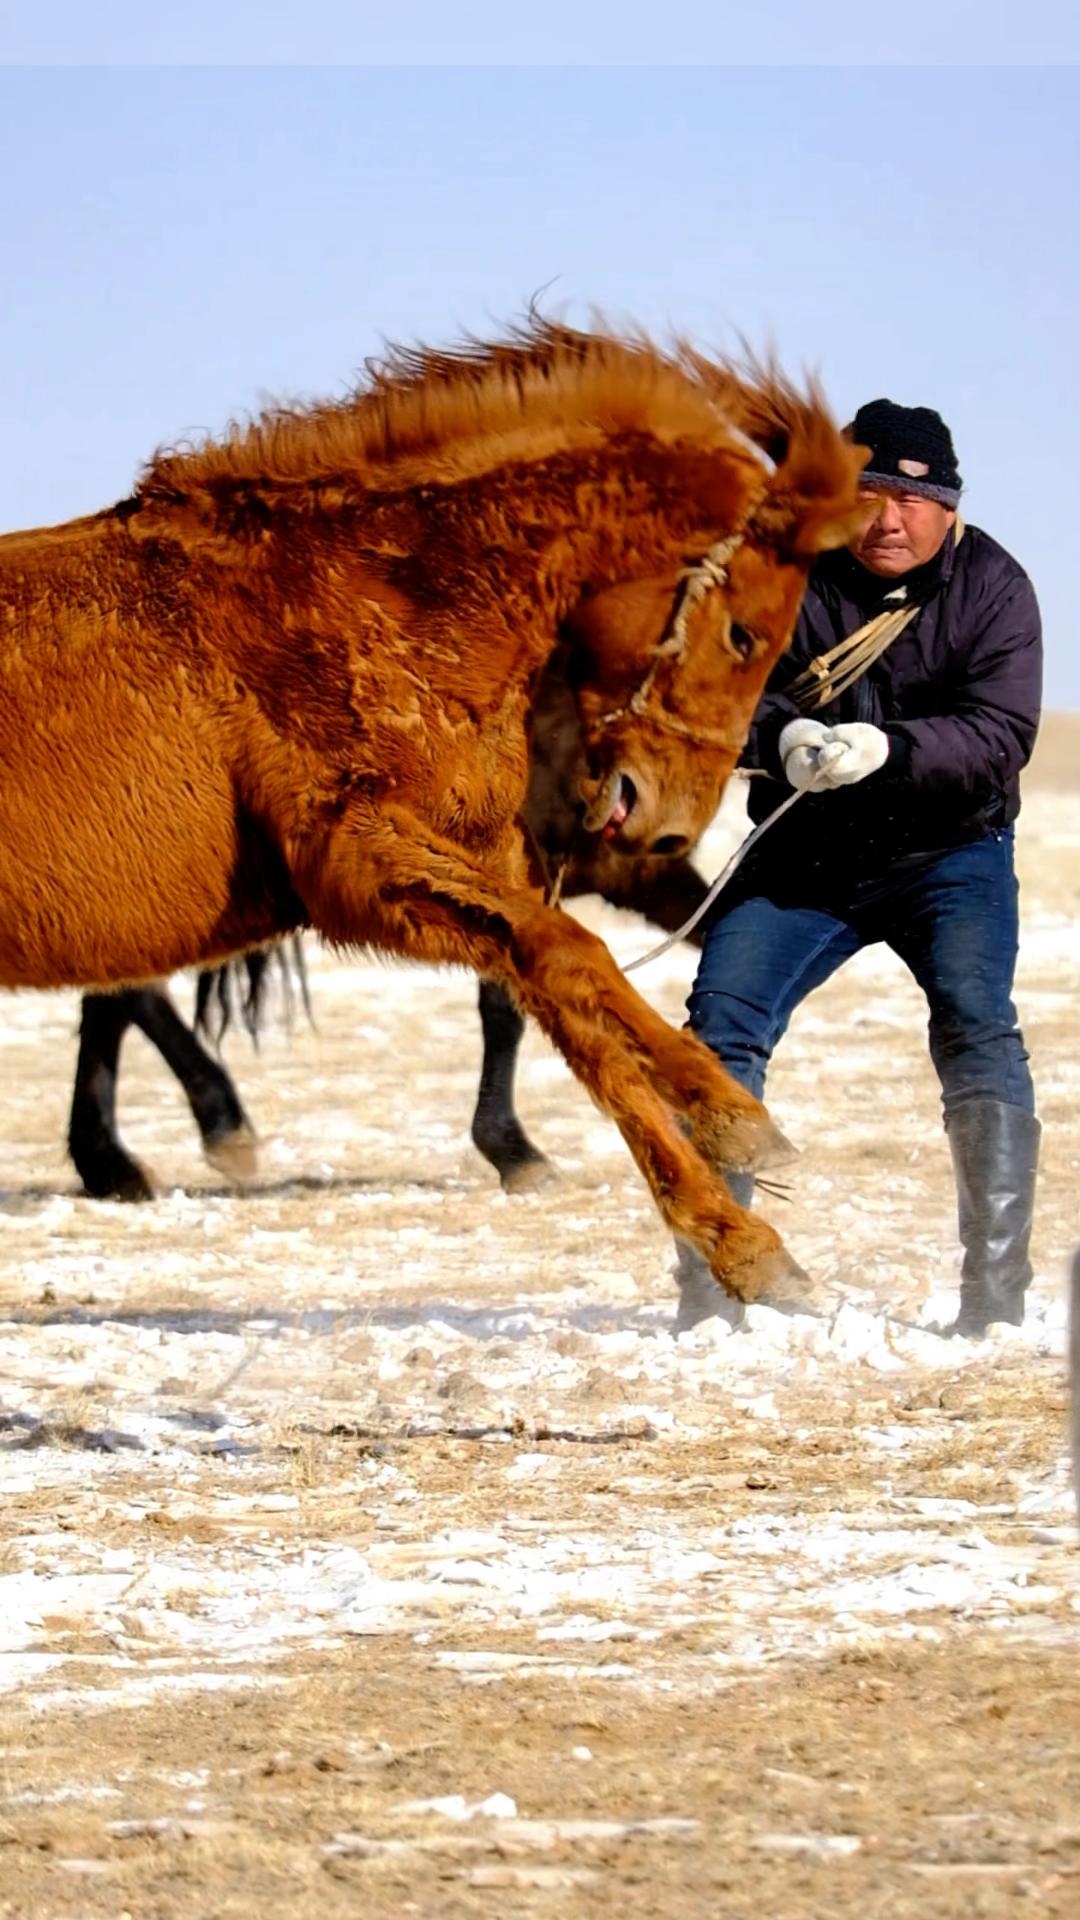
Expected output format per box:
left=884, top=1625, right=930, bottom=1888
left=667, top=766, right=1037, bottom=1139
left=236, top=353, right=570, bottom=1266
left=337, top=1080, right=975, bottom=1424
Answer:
left=850, top=486, right=956, bottom=577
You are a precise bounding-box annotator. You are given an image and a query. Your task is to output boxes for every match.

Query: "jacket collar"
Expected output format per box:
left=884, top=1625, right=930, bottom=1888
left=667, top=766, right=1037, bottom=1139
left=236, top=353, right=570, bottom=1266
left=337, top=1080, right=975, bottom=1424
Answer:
left=819, top=522, right=959, bottom=614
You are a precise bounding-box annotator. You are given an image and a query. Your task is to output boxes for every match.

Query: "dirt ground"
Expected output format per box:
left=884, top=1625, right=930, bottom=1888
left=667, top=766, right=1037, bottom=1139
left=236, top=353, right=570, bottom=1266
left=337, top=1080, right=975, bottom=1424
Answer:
left=1, top=719, right=1078, bottom=1918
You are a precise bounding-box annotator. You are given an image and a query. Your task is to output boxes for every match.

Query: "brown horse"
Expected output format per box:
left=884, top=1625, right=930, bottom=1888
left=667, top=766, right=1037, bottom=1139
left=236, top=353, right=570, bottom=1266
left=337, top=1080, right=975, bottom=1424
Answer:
left=0, top=319, right=867, bottom=1308
left=66, top=665, right=710, bottom=1203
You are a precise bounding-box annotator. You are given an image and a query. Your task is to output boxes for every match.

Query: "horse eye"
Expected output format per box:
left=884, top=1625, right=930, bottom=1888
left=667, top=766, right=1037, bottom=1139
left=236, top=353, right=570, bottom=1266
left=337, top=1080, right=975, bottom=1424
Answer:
left=728, top=623, right=756, bottom=661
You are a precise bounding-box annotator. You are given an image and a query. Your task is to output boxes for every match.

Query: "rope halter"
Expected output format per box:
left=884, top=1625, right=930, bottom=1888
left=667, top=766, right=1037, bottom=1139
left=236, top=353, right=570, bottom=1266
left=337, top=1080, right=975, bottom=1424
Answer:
left=597, top=531, right=745, bottom=731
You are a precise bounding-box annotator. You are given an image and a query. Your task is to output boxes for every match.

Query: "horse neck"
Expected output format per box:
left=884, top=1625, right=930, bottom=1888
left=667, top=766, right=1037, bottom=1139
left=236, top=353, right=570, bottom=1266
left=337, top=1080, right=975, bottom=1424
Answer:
left=508, top=457, right=710, bottom=627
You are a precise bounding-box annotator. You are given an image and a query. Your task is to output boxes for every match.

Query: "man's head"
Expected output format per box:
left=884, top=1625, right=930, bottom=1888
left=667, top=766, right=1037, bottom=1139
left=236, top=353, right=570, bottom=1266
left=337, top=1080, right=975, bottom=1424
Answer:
left=847, top=398, right=961, bottom=578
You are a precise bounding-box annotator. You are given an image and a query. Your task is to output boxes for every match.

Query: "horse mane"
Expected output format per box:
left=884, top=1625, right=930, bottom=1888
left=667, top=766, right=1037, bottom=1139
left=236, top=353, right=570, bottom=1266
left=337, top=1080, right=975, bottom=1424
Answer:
left=134, top=315, right=852, bottom=513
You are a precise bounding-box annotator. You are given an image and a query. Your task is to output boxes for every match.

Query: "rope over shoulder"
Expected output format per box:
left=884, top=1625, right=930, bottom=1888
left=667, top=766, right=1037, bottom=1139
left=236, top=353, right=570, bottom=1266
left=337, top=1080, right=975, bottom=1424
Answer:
left=787, top=518, right=965, bottom=713
left=786, top=603, right=918, bottom=712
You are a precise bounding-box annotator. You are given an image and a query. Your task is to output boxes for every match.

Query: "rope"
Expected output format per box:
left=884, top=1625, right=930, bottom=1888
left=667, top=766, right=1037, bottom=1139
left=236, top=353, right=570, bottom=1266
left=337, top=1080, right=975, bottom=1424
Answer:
left=787, top=518, right=964, bottom=713
left=662, top=534, right=743, bottom=662
left=622, top=752, right=844, bottom=975
left=620, top=523, right=968, bottom=974
left=787, top=604, right=917, bottom=712
left=597, top=532, right=744, bottom=731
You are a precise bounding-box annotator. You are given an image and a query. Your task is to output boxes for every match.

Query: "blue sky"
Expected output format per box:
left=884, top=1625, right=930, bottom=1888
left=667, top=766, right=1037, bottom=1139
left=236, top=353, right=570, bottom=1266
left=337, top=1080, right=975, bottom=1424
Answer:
left=2, top=3, right=1078, bottom=65
left=1, top=64, right=1076, bottom=703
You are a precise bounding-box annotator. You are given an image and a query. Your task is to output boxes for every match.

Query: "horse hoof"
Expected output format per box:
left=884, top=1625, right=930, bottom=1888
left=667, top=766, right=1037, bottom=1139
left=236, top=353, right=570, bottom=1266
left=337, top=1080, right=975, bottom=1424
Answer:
left=731, top=1245, right=831, bottom=1316
left=747, top=1118, right=798, bottom=1172
left=500, top=1154, right=556, bottom=1195
left=694, top=1106, right=797, bottom=1177
left=105, top=1171, right=157, bottom=1204
left=76, top=1157, right=156, bottom=1203
left=202, top=1124, right=259, bottom=1182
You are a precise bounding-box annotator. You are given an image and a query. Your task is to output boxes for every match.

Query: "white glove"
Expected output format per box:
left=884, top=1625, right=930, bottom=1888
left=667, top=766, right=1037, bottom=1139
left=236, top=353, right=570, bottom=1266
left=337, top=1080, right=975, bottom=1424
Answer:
left=779, top=718, right=889, bottom=791
left=778, top=718, right=832, bottom=791
left=811, top=722, right=890, bottom=787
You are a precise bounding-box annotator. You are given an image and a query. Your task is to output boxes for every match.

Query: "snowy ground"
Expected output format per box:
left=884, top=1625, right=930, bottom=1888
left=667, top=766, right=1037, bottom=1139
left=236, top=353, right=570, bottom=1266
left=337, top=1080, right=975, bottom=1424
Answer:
left=1, top=736, right=1078, bottom=1917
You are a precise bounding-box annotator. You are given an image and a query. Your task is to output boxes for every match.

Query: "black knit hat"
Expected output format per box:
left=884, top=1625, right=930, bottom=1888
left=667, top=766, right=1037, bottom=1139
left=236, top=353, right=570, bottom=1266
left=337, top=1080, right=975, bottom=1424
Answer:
left=848, top=398, right=962, bottom=507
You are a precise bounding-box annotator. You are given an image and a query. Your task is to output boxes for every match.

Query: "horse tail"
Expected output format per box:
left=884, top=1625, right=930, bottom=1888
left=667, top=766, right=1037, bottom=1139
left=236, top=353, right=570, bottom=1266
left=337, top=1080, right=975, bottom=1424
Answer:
left=194, top=937, right=312, bottom=1048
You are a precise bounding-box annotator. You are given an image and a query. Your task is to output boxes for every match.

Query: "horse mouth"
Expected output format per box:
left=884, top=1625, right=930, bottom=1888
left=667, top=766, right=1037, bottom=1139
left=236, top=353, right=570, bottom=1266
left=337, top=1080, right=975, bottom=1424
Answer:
left=601, top=773, right=638, bottom=839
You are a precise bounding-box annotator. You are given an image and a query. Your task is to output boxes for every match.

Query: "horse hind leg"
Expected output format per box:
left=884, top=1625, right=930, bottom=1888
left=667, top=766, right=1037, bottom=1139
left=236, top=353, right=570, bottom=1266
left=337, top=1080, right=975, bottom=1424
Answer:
left=69, top=992, right=157, bottom=1201
left=135, top=979, right=258, bottom=1181
left=471, top=979, right=553, bottom=1192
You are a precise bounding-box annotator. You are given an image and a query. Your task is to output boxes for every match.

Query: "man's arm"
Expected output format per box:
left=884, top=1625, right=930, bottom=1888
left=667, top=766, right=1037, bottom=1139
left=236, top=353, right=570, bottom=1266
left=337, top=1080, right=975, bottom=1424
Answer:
left=884, top=575, right=1042, bottom=796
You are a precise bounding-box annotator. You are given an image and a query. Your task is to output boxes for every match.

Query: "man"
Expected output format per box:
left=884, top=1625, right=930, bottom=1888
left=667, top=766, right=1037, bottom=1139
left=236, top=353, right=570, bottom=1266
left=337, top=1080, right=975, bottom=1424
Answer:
left=676, top=398, right=1042, bottom=1339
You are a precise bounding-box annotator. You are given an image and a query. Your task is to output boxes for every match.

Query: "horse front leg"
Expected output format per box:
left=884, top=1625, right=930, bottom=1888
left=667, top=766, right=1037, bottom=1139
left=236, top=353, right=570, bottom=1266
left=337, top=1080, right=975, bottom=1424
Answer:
left=473, top=853, right=711, bottom=1195
left=490, top=912, right=810, bottom=1305
left=471, top=980, right=553, bottom=1192
left=297, top=810, right=812, bottom=1309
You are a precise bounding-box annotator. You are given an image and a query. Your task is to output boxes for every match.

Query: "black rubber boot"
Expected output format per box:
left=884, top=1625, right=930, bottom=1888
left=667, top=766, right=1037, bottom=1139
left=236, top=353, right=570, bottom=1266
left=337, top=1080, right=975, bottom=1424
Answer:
left=946, top=1100, right=1040, bottom=1338
left=672, top=1171, right=754, bottom=1334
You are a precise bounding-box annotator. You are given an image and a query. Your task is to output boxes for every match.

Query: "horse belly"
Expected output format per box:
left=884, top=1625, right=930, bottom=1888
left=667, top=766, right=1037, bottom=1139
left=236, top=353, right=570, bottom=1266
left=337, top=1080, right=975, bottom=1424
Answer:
left=0, top=701, right=242, bottom=989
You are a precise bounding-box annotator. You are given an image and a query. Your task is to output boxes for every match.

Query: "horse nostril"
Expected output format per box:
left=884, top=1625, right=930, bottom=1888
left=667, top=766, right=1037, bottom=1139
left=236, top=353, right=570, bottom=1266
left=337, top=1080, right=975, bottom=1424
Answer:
left=650, top=834, right=690, bottom=858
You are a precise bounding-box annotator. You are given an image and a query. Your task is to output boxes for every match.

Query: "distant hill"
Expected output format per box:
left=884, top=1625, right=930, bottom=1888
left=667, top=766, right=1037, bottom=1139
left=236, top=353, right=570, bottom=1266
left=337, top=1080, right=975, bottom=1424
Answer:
left=1027, top=711, right=1079, bottom=790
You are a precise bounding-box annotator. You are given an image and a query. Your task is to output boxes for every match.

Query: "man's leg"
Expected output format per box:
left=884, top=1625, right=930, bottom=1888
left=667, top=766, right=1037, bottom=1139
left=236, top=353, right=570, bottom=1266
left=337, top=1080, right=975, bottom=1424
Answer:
left=674, top=893, right=861, bottom=1329
left=887, top=830, right=1038, bottom=1336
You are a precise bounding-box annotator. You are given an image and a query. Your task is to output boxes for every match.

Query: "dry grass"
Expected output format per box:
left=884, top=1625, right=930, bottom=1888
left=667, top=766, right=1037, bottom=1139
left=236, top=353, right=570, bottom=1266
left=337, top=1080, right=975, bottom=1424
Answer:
left=1, top=719, right=1079, bottom=1918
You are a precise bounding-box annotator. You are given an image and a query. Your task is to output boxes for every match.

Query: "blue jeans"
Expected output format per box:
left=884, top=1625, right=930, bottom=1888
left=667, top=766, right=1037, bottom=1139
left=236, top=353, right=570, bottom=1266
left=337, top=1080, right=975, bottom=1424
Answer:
left=686, top=828, right=1034, bottom=1119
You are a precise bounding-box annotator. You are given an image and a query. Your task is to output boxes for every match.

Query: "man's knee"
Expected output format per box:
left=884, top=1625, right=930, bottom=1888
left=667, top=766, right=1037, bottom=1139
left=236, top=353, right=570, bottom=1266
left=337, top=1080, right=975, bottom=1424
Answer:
left=930, top=1013, right=1034, bottom=1114
left=685, top=990, right=770, bottom=1098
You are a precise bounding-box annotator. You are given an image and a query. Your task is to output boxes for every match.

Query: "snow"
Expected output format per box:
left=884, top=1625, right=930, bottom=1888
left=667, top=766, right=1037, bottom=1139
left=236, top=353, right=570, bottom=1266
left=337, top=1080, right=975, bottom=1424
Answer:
left=0, top=777, right=1077, bottom=1727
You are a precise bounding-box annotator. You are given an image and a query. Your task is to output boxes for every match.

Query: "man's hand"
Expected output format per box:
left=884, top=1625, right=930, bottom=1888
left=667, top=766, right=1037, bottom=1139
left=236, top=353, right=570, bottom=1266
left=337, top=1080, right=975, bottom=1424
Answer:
left=779, top=718, right=834, bottom=790
left=779, top=718, right=890, bottom=790
left=812, top=722, right=890, bottom=786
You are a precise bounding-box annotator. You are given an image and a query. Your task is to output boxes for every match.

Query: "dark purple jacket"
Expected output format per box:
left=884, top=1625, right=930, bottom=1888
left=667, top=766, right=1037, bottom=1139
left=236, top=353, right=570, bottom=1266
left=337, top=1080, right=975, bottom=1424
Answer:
left=739, top=521, right=1042, bottom=891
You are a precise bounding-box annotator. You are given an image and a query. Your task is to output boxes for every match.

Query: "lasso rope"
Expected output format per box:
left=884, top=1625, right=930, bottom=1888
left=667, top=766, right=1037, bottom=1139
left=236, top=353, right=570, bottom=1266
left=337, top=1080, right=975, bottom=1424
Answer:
left=786, top=603, right=918, bottom=712
left=622, top=751, right=845, bottom=974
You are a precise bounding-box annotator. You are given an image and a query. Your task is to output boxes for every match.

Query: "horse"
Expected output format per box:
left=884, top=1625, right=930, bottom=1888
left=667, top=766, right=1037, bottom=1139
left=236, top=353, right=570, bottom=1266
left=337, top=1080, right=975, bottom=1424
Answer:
left=66, top=654, right=713, bottom=1203
left=0, top=317, right=868, bottom=1309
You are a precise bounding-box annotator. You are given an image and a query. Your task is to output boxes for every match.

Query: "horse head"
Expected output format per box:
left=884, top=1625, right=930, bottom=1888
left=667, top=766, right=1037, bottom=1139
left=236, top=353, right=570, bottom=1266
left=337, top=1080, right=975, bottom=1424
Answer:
left=565, top=379, right=871, bottom=855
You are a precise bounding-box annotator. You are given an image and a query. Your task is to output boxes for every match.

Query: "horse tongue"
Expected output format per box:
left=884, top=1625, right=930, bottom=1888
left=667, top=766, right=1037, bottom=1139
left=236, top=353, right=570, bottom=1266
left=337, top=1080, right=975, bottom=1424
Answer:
left=580, top=769, right=623, bottom=834
left=602, top=790, right=631, bottom=838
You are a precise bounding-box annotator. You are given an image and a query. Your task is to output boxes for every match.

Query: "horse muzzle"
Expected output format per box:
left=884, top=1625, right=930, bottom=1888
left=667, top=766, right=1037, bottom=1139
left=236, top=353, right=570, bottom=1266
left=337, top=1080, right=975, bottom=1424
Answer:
left=580, top=767, right=638, bottom=837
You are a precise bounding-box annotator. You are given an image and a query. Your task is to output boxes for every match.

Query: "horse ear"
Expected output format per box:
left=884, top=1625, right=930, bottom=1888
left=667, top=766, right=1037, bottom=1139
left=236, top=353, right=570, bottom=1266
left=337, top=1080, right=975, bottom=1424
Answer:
left=760, top=437, right=874, bottom=557
left=791, top=492, right=878, bottom=556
